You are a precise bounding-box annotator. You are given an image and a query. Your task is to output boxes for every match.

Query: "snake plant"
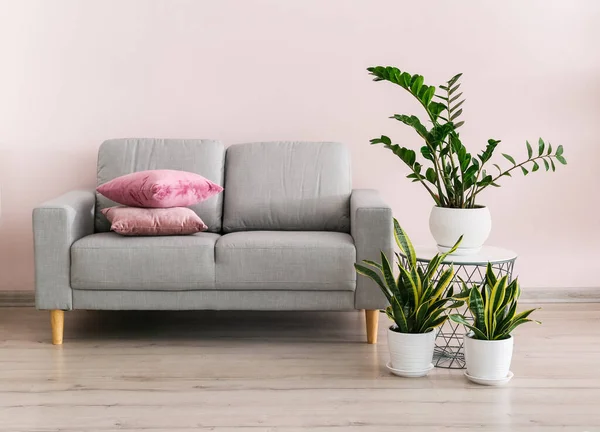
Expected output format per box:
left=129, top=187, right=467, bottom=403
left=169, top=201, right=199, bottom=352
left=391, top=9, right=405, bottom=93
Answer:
left=367, top=66, right=567, bottom=208
left=354, top=219, right=463, bottom=334
left=449, top=263, right=540, bottom=340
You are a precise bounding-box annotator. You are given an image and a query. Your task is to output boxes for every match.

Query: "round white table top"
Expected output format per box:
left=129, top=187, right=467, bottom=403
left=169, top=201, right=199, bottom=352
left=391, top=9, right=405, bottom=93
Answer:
left=399, top=245, right=518, bottom=265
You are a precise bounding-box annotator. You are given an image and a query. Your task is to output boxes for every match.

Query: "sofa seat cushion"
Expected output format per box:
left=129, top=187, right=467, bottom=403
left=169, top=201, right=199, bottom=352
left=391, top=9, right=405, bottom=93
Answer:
left=71, top=232, right=219, bottom=291
left=216, top=231, right=356, bottom=291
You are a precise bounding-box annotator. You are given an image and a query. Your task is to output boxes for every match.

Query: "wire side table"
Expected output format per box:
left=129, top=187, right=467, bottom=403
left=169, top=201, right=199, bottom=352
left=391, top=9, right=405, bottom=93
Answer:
left=399, top=246, right=517, bottom=369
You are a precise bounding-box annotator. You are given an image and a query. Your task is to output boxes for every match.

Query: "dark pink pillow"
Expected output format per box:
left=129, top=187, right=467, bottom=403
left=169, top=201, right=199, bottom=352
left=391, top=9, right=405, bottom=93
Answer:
left=101, top=206, right=208, bottom=236
left=97, top=169, right=223, bottom=208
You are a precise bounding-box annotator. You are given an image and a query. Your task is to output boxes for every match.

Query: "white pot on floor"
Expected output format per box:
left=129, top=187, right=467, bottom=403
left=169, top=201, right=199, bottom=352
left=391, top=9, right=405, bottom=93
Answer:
left=387, top=327, right=436, bottom=377
left=464, top=333, right=513, bottom=380
left=429, top=206, right=492, bottom=255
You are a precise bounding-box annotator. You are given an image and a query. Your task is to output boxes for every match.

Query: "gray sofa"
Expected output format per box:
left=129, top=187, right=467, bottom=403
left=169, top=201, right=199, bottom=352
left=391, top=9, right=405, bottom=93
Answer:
left=33, top=139, right=392, bottom=344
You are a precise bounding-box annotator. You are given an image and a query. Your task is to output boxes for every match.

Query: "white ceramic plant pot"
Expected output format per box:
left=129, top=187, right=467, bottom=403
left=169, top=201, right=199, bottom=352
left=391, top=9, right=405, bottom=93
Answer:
left=464, top=333, right=514, bottom=380
left=387, top=327, right=436, bottom=375
left=429, top=206, right=492, bottom=255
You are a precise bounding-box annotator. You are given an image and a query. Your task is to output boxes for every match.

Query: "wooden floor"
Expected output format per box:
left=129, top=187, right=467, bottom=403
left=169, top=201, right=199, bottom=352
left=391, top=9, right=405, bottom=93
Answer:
left=0, top=304, right=599, bottom=431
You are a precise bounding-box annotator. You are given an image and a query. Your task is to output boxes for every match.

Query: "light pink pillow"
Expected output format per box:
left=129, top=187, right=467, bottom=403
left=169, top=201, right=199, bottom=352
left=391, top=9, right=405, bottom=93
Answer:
left=101, top=206, right=208, bottom=236
left=97, top=169, right=223, bottom=208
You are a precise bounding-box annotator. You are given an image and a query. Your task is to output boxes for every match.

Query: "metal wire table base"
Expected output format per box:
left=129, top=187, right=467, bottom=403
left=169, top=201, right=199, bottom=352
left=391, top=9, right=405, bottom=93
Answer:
left=401, top=256, right=516, bottom=369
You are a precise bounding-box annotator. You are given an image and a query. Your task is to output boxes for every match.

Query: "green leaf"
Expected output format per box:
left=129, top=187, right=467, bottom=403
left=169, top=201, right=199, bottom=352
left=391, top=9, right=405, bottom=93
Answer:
left=449, top=314, right=487, bottom=340
left=414, top=301, right=430, bottom=328
left=505, top=279, right=520, bottom=305
left=449, top=92, right=463, bottom=104
left=502, top=153, right=516, bottom=165
left=361, top=260, right=383, bottom=271
left=428, top=101, right=445, bottom=120
left=439, top=235, right=463, bottom=257
left=454, top=121, right=465, bottom=129
left=420, top=313, right=449, bottom=333
left=469, top=287, right=485, bottom=334
left=450, top=109, right=463, bottom=121
left=547, top=143, right=553, bottom=155
left=430, top=266, right=454, bottom=300
left=380, top=252, right=397, bottom=297
left=449, top=83, right=461, bottom=95
left=394, top=219, right=416, bottom=268
left=425, top=167, right=437, bottom=184
left=395, top=147, right=417, bottom=167
left=538, top=138, right=545, bottom=156
left=521, top=166, right=529, bottom=176
left=447, top=73, right=463, bottom=86
left=556, top=144, right=563, bottom=157
left=490, top=276, right=507, bottom=314
left=400, top=72, right=412, bottom=88
left=485, top=262, right=497, bottom=286
left=504, top=318, right=541, bottom=336
left=369, top=136, right=390, bottom=145
left=449, top=99, right=465, bottom=113
left=355, top=264, right=391, bottom=302
left=556, top=154, right=567, bottom=165
left=550, top=159, right=556, bottom=172
left=398, top=266, right=419, bottom=309
left=385, top=305, right=394, bottom=322
left=410, top=75, right=424, bottom=95
left=423, top=86, right=436, bottom=106
left=543, top=158, right=550, bottom=171
left=391, top=114, right=429, bottom=139
left=511, top=308, right=540, bottom=323
left=496, top=301, right=517, bottom=335
left=451, top=290, right=471, bottom=302
left=532, top=161, right=539, bottom=172
left=391, top=297, right=409, bottom=333
left=526, top=140, right=532, bottom=158
left=411, top=265, right=423, bottom=300
left=477, top=175, right=493, bottom=187
left=421, top=146, right=433, bottom=161
left=423, top=254, right=443, bottom=280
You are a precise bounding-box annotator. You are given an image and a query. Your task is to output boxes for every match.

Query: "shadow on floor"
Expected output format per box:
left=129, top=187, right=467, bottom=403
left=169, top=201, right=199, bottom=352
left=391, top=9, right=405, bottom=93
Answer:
left=42, top=309, right=371, bottom=344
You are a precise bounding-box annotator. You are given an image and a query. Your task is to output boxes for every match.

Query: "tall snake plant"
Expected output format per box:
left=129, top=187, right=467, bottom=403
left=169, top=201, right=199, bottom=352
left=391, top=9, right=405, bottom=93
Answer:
left=450, top=263, right=540, bottom=340
left=354, top=219, right=463, bottom=334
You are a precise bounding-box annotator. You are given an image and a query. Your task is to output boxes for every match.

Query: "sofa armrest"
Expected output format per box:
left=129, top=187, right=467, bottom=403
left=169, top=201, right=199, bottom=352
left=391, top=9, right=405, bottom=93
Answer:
left=351, top=189, right=393, bottom=310
left=33, top=190, right=95, bottom=310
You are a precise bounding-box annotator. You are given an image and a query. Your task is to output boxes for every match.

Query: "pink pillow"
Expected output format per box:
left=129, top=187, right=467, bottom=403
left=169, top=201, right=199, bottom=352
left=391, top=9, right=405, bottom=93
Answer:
left=101, top=206, right=208, bottom=236
left=97, top=169, right=223, bottom=208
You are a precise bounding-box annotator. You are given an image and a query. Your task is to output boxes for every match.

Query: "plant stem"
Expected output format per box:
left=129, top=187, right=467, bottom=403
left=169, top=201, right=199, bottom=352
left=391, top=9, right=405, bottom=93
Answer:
left=465, top=159, right=487, bottom=207
left=416, top=176, right=442, bottom=206
left=469, top=155, right=557, bottom=201
left=431, top=154, right=448, bottom=206
left=413, top=95, right=449, bottom=206
left=443, top=85, right=461, bottom=207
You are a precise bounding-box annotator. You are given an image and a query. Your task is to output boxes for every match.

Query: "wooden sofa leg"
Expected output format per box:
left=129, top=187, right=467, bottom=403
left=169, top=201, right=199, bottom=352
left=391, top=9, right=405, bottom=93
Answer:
left=365, top=310, right=379, bottom=344
left=50, top=310, right=64, bottom=345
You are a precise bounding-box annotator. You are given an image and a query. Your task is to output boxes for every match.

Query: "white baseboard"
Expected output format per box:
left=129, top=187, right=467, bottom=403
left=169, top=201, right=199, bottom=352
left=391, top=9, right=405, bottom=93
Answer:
left=520, top=287, right=600, bottom=303
left=0, top=288, right=598, bottom=307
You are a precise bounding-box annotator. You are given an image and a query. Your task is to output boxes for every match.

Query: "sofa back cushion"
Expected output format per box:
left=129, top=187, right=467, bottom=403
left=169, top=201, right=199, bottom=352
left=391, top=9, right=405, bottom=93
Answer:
left=223, top=141, right=351, bottom=233
left=96, top=139, right=224, bottom=233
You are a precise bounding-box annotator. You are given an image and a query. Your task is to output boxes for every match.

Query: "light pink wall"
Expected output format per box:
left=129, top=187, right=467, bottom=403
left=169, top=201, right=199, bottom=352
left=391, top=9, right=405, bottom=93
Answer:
left=0, top=0, right=598, bottom=291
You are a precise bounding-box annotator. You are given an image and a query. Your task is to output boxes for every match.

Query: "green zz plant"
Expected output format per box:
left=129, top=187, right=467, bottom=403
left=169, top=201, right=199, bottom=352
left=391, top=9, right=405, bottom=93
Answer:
left=354, top=219, right=463, bottom=333
left=367, top=66, right=567, bottom=208
left=449, top=263, right=540, bottom=340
